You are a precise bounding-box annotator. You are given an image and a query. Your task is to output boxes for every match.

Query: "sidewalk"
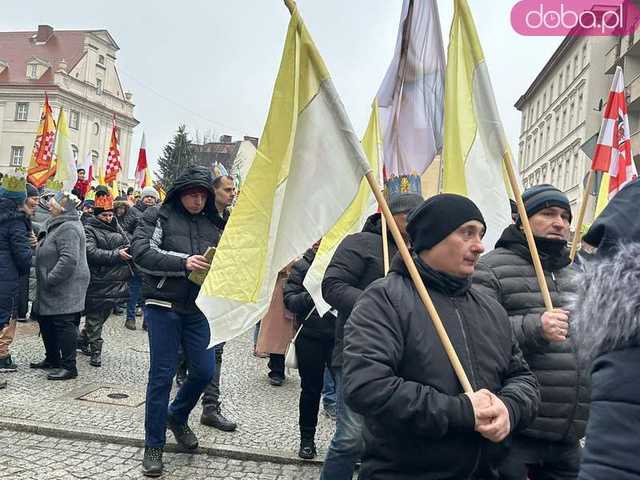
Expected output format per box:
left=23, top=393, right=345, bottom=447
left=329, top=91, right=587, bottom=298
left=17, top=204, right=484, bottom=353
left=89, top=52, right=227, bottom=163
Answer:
left=1, top=317, right=336, bottom=465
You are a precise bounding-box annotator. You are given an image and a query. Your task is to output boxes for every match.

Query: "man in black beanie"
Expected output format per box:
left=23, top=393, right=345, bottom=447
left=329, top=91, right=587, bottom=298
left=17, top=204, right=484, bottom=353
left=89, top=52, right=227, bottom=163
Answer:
left=342, top=193, right=539, bottom=480
left=473, top=184, right=589, bottom=480
left=319, top=192, right=423, bottom=480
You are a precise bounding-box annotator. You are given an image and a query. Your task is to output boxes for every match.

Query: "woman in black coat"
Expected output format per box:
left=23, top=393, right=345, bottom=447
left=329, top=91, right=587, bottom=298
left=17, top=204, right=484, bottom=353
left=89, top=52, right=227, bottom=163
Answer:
left=283, top=245, right=335, bottom=460
left=79, top=194, right=132, bottom=367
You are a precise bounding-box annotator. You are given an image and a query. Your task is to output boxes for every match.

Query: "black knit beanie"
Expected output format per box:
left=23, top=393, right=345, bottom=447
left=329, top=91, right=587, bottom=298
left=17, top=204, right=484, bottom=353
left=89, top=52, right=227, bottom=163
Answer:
left=407, top=194, right=486, bottom=252
left=517, top=184, right=572, bottom=225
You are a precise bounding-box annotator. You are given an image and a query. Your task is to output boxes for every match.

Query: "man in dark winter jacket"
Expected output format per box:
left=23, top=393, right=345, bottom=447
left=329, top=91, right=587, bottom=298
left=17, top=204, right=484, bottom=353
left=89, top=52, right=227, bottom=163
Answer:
left=343, top=194, right=540, bottom=480
left=0, top=174, right=32, bottom=372
left=79, top=192, right=132, bottom=368
left=122, top=186, right=159, bottom=330
left=131, top=166, right=226, bottom=477
left=572, top=181, right=640, bottom=480
left=14, top=183, right=39, bottom=322
left=197, top=175, right=237, bottom=432
left=319, top=192, right=423, bottom=480
left=283, top=242, right=336, bottom=460
left=473, top=184, right=589, bottom=480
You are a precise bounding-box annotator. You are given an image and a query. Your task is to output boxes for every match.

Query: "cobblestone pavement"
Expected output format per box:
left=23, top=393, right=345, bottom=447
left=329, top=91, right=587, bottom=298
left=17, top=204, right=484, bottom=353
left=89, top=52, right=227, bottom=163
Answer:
left=1, top=317, right=335, bottom=459
left=0, top=430, right=323, bottom=479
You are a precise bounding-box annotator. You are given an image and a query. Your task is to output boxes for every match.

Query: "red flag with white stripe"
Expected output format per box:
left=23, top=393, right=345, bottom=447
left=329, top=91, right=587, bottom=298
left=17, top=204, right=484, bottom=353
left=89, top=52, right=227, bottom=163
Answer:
left=592, top=66, right=638, bottom=198
left=135, top=132, right=148, bottom=188
left=104, top=116, right=121, bottom=185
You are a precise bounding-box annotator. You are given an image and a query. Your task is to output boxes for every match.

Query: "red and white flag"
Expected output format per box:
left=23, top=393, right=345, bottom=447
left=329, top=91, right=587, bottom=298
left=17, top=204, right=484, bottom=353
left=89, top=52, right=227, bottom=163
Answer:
left=104, top=116, right=121, bottom=185
left=135, top=132, right=149, bottom=188
left=592, top=66, right=638, bottom=198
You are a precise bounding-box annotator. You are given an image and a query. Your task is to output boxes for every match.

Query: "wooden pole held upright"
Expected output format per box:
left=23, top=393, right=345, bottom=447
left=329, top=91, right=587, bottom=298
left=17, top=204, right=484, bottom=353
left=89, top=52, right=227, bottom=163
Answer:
left=502, top=151, right=554, bottom=312
left=569, top=170, right=594, bottom=262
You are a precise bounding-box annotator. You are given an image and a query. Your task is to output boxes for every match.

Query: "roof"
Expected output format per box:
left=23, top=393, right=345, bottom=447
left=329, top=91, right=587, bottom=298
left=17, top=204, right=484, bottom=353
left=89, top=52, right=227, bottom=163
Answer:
left=0, top=28, right=107, bottom=85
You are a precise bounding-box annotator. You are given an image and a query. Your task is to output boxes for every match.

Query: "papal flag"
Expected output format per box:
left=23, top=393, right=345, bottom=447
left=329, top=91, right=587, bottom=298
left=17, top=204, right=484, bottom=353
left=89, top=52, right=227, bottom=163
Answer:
left=442, top=0, right=512, bottom=249
left=52, top=108, right=78, bottom=191
left=196, top=3, right=371, bottom=345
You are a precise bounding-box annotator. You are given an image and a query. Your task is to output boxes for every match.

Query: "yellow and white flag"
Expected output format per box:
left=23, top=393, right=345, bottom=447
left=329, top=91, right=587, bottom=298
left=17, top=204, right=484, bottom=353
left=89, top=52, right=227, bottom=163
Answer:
left=52, top=108, right=78, bottom=191
left=303, top=102, right=381, bottom=315
left=442, top=0, right=511, bottom=249
left=196, top=5, right=370, bottom=345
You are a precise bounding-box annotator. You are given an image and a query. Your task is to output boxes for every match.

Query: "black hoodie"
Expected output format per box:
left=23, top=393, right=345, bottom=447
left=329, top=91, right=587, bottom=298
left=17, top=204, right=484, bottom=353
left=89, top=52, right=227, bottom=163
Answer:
left=131, top=166, right=226, bottom=314
left=321, top=213, right=398, bottom=368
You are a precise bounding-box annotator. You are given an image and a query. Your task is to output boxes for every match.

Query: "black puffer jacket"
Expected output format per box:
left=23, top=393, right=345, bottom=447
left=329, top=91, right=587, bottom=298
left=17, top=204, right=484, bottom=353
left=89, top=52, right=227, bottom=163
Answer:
left=84, top=216, right=132, bottom=312
left=123, top=201, right=150, bottom=238
left=343, top=253, right=540, bottom=480
left=0, top=198, right=32, bottom=322
left=322, top=213, right=397, bottom=367
left=131, top=166, right=226, bottom=314
left=473, top=225, right=589, bottom=443
left=283, top=248, right=335, bottom=340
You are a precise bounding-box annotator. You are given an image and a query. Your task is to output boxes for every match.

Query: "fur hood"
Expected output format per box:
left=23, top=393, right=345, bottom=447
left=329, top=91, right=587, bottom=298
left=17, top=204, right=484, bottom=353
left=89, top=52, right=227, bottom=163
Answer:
left=571, top=242, right=640, bottom=366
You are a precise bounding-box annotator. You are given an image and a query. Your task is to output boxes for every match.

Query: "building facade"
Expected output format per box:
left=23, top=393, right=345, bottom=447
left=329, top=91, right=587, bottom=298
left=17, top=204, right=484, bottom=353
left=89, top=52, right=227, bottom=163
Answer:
left=515, top=33, right=615, bottom=220
left=0, top=25, right=138, bottom=183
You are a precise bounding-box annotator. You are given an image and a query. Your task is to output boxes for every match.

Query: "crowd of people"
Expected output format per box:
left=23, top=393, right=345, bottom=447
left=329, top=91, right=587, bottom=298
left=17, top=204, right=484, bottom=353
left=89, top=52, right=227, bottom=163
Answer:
left=1, top=163, right=639, bottom=479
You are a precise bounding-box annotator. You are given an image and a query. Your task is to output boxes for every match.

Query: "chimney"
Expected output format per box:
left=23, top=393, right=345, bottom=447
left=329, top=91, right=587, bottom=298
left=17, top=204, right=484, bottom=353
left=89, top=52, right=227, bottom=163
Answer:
left=34, top=25, right=54, bottom=45
left=243, top=136, right=259, bottom=147
left=220, top=134, right=233, bottom=143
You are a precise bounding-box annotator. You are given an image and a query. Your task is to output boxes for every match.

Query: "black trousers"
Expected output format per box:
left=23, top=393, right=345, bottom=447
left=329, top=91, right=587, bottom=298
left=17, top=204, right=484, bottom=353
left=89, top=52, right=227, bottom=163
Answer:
left=268, top=353, right=285, bottom=379
left=15, top=274, right=29, bottom=319
left=201, top=343, right=225, bottom=412
left=38, top=313, right=80, bottom=372
left=296, top=333, right=334, bottom=440
left=499, top=436, right=581, bottom=480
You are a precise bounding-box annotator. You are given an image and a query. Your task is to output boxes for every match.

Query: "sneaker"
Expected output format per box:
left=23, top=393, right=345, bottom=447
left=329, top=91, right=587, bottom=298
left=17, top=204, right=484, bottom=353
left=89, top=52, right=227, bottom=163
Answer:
left=142, top=447, right=163, bottom=477
left=298, top=438, right=317, bottom=460
left=0, top=355, right=17, bottom=372
left=269, top=376, right=284, bottom=387
left=200, top=407, right=237, bottom=432
left=124, top=318, right=136, bottom=331
left=166, top=413, right=198, bottom=450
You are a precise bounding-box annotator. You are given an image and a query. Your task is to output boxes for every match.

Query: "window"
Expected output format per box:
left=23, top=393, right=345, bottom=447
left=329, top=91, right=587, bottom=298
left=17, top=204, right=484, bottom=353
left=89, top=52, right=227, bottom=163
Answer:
left=559, top=73, right=563, bottom=93
left=96, top=78, right=103, bottom=95
left=543, top=93, right=547, bottom=110
left=574, top=55, right=579, bottom=76
left=577, top=94, right=584, bottom=121
left=569, top=102, right=575, bottom=130
left=71, top=145, right=79, bottom=162
left=69, top=110, right=80, bottom=130
left=28, top=64, right=38, bottom=79
left=536, top=100, right=540, bottom=119
left=539, top=130, right=544, bottom=156
left=93, top=122, right=100, bottom=135
left=558, top=161, right=564, bottom=189
left=566, top=64, right=571, bottom=87
left=533, top=138, right=537, bottom=161
left=521, top=111, right=526, bottom=130
left=526, top=143, right=531, bottom=168
left=546, top=124, right=551, bottom=150
left=549, top=83, right=554, bottom=103
left=572, top=151, right=579, bottom=185
left=98, top=54, right=105, bottom=65
left=564, top=157, right=571, bottom=189
left=582, top=44, right=588, bottom=68
left=10, top=146, right=24, bottom=166
left=15, top=102, right=29, bottom=121
left=562, top=108, right=568, bottom=136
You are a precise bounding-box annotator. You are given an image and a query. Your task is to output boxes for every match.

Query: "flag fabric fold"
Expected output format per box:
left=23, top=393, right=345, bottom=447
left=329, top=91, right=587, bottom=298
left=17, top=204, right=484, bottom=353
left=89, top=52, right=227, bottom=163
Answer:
left=377, top=0, right=445, bottom=184
left=52, top=108, right=78, bottom=191
left=105, top=118, right=122, bottom=186
left=592, top=66, right=638, bottom=217
left=441, top=0, right=512, bottom=249
left=135, top=132, right=150, bottom=188
left=27, top=94, right=57, bottom=188
left=196, top=6, right=370, bottom=346
left=303, top=102, right=381, bottom=315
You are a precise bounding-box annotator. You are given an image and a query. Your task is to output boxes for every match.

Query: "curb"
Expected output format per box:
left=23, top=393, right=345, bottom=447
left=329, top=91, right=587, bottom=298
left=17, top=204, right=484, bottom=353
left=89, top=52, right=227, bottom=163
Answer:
left=0, top=416, right=324, bottom=467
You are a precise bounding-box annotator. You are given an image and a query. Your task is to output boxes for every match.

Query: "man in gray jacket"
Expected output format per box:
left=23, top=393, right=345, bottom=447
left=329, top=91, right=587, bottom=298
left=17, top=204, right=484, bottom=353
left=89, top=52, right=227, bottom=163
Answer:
left=473, top=184, right=589, bottom=480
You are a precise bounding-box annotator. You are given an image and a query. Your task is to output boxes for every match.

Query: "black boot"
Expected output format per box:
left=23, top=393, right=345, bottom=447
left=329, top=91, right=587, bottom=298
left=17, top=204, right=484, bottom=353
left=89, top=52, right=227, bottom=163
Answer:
left=30, top=359, right=60, bottom=369
left=298, top=437, right=317, bottom=460
left=47, top=368, right=78, bottom=381
left=124, top=318, right=136, bottom=331
left=200, top=407, right=237, bottom=432
left=77, top=334, right=91, bottom=356
left=142, top=447, right=163, bottom=477
left=166, top=412, right=198, bottom=450
left=90, top=351, right=101, bottom=367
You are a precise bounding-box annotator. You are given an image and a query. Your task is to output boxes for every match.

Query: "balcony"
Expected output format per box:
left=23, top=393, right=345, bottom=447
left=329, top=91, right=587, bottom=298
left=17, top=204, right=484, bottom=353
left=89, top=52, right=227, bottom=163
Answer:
left=627, top=74, right=640, bottom=112
left=625, top=21, right=640, bottom=57
left=605, top=43, right=621, bottom=74
left=631, top=129, right=640, bottom=156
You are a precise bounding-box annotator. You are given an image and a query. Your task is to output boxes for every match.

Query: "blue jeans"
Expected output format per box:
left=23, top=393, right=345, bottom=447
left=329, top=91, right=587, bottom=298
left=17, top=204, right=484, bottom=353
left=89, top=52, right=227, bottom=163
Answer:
left=144, top=306, right=215, bottom=448
left=320, top=368, right=364, bottom=480
left=322, top=367, right=336, bottom=408
left=126, top=274, right=142, bottom=321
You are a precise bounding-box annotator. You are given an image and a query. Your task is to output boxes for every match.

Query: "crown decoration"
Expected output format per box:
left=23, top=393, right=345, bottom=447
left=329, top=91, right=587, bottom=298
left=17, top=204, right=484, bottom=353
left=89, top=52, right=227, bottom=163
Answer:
left=1, top=168, right=27, bottom=193
left=94, top=193, right=114, bottom=211
left=45, top=178, right=64, bottom=192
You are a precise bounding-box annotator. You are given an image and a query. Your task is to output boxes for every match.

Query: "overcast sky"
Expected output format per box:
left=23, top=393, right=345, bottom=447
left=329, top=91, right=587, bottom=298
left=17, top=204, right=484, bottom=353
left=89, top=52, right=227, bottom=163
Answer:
left=2, top=0, right=563, bottom=178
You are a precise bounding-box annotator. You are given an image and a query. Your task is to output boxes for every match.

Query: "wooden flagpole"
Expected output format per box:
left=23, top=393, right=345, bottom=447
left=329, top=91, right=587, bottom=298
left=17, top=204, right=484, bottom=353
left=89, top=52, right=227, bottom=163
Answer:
left=502, top=151, right=554, bottom=311
left=569, top=170, right=594, bottom=261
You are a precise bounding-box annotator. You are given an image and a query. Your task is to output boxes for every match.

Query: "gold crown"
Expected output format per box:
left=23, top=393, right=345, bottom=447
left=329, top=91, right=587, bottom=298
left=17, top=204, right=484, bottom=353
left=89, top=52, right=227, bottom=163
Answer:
left=1, top=168, right=26, bottom=193
left=94, top=193, right=114, bottom=210
left=45, top=178, right=63, bottom=192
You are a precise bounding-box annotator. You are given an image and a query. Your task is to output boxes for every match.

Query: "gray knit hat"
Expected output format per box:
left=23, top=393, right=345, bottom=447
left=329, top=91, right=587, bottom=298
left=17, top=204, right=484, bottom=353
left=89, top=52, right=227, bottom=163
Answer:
left=141, top=186, right=159, bottom=201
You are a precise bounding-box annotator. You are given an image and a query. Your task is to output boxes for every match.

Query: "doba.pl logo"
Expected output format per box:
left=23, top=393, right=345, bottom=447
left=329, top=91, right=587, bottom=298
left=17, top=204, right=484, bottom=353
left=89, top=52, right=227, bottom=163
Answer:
left=511, top=0, right=640, bottom=36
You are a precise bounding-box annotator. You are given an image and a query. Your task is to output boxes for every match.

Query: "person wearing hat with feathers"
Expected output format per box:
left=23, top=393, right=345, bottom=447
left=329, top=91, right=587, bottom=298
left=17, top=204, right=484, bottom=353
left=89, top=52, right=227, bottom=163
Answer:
left=342, top=193, right=539, bottom=480
left=78, top=192, right=132, bottom=368
left=473, top=184, right=590, bottom=479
